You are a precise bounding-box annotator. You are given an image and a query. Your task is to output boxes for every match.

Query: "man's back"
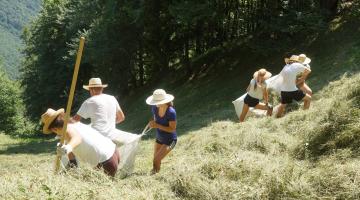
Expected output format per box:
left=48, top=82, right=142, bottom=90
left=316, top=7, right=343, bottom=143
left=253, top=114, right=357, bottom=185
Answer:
left=77, top=94, right=121, bottom=137
left=280, top=63, right=306, bottom=92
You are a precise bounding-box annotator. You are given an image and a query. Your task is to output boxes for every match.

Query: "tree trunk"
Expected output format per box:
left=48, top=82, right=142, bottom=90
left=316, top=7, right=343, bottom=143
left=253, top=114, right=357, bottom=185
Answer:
left=138, top=41, right=144, bottom=86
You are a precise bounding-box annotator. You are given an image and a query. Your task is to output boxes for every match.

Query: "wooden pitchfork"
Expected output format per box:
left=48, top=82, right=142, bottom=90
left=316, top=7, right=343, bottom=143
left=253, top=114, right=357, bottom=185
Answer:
left=54, top=37, right=85, bottom=173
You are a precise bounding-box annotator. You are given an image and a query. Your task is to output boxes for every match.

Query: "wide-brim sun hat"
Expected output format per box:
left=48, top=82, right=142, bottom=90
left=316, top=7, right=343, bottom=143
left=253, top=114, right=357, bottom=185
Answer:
left=146, top=89, right=174, bottom=105
left=253, top=68, right=272, bottom=80
left=287, top=54, right=311, bottom=65
left=41, top=108, right=64, bottom=134
left=288, top=55, right=300, bottom=63
left=298, top=53, right=311, bottom=65
left=83, top=78, right=108, bottom=90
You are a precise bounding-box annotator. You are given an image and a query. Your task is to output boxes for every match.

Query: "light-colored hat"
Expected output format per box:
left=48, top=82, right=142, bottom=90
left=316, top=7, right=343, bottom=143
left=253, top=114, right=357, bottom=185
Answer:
left=288, top=55, right=300, bottom=62
left=41, top=108, right=64, bottom=134
left=146, top=89, right=174, bottom=105
left=286, top=54, right=311, bottom=65
left=83, top=78, right=108, bottom=90
left=253, top=68, right=272, bottom=80
left=298, top=54, right=311, bottom=65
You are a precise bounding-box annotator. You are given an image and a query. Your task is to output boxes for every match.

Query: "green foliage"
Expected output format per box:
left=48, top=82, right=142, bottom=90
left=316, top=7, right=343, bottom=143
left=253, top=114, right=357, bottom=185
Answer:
left=21, top=0, right=340, bottom=122
left=0, top=0, right=41, bottom=78
left=0, top=65, right=32, bottom=136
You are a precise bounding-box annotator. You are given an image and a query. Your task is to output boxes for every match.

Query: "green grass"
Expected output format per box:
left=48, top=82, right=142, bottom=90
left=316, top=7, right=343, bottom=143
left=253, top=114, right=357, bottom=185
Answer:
left=1, top=8, right=360, bottom=200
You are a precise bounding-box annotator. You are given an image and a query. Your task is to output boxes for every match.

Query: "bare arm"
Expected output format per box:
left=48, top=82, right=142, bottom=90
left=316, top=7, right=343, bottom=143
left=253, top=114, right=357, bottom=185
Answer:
left=296, top=69, right=311, bottom=85
left=65, top=126, right=82, bottom=151
left=149, top=120, right=176, bottom=133
left=116, top=108, right=125, bottom=124
left=70, top=114, right=81, bottom=123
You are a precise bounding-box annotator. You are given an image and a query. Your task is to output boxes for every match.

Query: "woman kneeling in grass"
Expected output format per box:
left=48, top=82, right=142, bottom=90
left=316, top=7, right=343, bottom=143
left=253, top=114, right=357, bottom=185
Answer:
left=41, top=108, right=120, bottom=177
left=239, top=68, right=273, bottom=122
left=146, top=89, right=177, bottom=174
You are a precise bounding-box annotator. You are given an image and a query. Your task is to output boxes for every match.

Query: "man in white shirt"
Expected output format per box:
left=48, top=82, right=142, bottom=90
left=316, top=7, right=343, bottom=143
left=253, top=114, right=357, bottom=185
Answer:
left=41, top=108, right=119, bottom=177
left=276, top=55, right=312, bottom=118
left=71, top=78, right=132, bottom=146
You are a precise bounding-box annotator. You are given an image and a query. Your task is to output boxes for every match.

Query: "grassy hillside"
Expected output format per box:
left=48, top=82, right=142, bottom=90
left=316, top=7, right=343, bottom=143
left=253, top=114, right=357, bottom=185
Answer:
left=0, top=0, right=41, bottom=78
left=1, top=6, right=360, bottom=200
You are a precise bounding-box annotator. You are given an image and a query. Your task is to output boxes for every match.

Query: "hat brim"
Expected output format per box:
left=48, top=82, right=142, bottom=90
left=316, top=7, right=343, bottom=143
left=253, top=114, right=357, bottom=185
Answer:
left=253, top=71, right=272, bottom=80
left=42, top=108, right=64, bottom=134
left=302, top=57, right=311, bottom=65
left=83, top=84, right=108, bottom=90
left=146, top=94, right=174, bottom=105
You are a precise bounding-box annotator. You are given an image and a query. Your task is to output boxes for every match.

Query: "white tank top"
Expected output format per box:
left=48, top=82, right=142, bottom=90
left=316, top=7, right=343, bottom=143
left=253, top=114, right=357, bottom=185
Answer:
left=69, top=122, right=116, bottom=167
left=247, top=79, right=266, bottom=100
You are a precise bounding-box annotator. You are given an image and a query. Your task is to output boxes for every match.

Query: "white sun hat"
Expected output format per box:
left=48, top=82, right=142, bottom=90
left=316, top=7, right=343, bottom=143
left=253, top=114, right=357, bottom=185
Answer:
left=298, top=54, right=311, bottom=65
left=146, top=89, right=174, bottom=105
left=253, top=68, right=272, bottom=80
left=83, top=78, right=108, bottom=90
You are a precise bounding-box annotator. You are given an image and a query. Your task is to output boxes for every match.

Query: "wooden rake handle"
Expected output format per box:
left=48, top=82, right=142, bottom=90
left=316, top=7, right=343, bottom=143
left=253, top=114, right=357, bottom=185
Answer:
left=54, top=37, right=85, bottom=173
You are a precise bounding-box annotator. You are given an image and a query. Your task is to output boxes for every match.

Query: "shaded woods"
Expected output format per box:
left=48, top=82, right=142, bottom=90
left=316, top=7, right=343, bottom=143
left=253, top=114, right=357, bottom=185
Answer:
left=21, top=0, right=341, bottom=121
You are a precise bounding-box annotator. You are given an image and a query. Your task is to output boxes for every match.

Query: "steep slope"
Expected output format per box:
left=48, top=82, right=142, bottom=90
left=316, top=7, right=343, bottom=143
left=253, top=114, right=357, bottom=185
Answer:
left=0, top=4, right=360, bottom=200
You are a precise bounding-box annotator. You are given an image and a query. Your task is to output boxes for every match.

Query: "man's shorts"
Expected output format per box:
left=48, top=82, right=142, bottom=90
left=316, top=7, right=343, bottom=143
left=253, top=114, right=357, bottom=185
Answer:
left=244, top=94, right=260, bottom=107
left=97, top=149, right=120, bottom=177
left=281, top=90, right=306, bottom=104
left=156, top=139, right=177, bottom=150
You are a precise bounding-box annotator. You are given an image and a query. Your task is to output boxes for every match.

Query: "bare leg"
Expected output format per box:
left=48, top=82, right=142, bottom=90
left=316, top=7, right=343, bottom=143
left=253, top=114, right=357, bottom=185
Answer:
left=254, top=103, right=273, bottom=116
left=150, top=142, right=162, bottom=174
left=254, top=102, right=267, bottom=110
left=153, top=142, right=162, bottom=159
left=276, top=104, right=287, bottom=118
left=303, top=94, right=311, bottom=110
left=153, top=144, right=172, bottom=173
left=239, top=104, right=250, bottom=122
left=300, top=82, right=312, bottom=96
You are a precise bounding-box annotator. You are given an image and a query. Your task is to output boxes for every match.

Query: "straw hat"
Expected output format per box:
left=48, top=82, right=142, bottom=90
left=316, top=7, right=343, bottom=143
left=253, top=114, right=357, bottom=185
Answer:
left=83, top=78, right=108, bottom=90
left=253, top=68, right=272, bottom=80
left=286, top=54, right=311, bottom=65
left=298, top=54, right=311, bottom=65
left=41, top=108, right=64, bottom=134
left=146, top=89, right=174, bottom=105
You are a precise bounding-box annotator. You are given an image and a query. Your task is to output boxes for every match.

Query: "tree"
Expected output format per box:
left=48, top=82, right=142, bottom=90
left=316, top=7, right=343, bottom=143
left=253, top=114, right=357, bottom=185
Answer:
left=0, top=64, right=26, bottom=135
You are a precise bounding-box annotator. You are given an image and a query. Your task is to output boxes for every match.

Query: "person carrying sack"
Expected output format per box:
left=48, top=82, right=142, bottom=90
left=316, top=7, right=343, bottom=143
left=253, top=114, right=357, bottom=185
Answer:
left=239, top=68, right=273, bottom=122
left=146, top=89, right=177, bottom=174
left=71, top=78, right=135, bottom=146
left=276, top=55, right=312, bottom=118
left=41, top=108, right=120, bottom=177
left=296, top=54, right=313, bottom=96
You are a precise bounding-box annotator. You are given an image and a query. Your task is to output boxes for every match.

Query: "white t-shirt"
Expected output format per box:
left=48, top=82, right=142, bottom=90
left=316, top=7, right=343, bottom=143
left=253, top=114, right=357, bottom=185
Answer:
left=247, top=79, right=266, bottom=100
left=77, top=94, right=121, bottom=138
left=69, top=122, right=116, bottom=167
left=280, top=63, right=307, bottom=91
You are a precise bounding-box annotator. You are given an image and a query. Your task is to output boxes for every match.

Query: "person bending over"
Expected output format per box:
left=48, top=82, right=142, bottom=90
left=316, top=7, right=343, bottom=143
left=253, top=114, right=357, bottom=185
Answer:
left=41, top=108, right=120, bottom=177
left=239, top=68, right=273, bottom=122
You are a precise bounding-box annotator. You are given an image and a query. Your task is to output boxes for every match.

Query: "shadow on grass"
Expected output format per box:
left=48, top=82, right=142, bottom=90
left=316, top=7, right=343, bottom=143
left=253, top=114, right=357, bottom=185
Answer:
left=0, top=139, right=56, bottom=155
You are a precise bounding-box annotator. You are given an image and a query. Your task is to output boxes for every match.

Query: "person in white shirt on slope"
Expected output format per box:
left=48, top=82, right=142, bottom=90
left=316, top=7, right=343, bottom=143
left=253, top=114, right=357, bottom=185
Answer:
left=276, top=55, right=312, bottom=118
